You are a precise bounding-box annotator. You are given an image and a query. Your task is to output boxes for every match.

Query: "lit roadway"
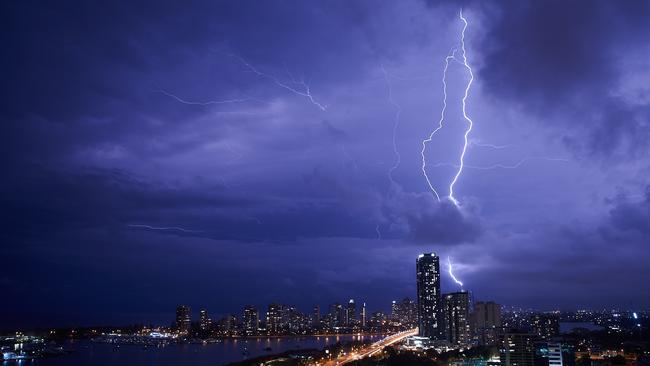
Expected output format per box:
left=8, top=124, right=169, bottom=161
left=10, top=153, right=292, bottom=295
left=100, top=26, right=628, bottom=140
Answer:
left=322, top=328, right=418, bottom=366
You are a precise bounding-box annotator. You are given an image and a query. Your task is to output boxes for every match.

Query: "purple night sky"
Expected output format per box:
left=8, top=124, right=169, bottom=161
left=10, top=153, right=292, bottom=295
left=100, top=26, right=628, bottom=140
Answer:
left=2, top=0, right=650, bottom=328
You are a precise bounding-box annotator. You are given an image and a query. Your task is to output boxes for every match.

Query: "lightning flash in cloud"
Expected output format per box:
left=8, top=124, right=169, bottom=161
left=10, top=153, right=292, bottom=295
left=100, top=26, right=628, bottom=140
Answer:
left=381, top=65, right=402, bottom=187
left=421, top=9, right=474, bottom=206
left=433, top=157, right=570, bottom=171
left=470, top=140, right=510, bottom=150
left=448, top=256, right=464, bottom=289
left=127, top=224, right=203, bottom=234
left=229, top=54, right=327, bottom=111
left=154, top=89, right=253, bottom=106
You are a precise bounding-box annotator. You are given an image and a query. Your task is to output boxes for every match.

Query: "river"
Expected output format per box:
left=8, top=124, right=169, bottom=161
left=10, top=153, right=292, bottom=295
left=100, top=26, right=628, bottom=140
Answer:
left=9, top=335, right=381, bottom=366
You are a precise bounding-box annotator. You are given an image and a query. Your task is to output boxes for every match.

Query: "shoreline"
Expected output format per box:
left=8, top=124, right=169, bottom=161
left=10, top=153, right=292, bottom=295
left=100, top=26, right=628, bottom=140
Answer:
left=225, top=333, right=390, bottom=340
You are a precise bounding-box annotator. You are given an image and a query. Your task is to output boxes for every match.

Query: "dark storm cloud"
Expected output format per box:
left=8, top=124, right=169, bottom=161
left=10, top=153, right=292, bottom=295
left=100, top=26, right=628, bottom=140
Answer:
left=460, top=225, right=650, bottom=309
left=405, top=202, right=482, bottom=244
left=607, top=186, right=650, bottom=235
left=1, top=1, right=383, bottom=166
left=3, top=1, right=445, bottom=243
left=458, top=187, right=650, bottom=309
left=0, top=166, right=246, bottom=240
left=478, top=0, right=650, bottom=157
left=0, top=164, right=383, bottom=244
left=2, top=0, right=649, bottom=328
left=379, top=187, right=483, bottom=244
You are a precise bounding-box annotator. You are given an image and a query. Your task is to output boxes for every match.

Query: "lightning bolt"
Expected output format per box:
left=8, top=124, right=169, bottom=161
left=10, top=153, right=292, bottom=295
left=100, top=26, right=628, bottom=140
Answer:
left=380, top=65, right=402, bottom=187
left=421, top=49, right=456, bottom=202
left=421, top=10, right=474, bottom=206
left=470, top=141, right=510, bottom=150
left=154, top=89, right=253, bottom=106
left=449, top=9, right=474, bottom=206
left=375, top=224, right=382, bottom=240
left=432, top=157, right=570, bottom=170
left=229, top=54, right=327, bottom=111
left=447, top=256, right=464, bottom=289
left=127, top=224, right=203, bottom=233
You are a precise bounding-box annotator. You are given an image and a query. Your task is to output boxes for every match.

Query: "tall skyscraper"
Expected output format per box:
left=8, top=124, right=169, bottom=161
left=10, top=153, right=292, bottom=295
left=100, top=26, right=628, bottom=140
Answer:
left=472, top=301, right=502, bottom=345
left=266, top=303, right=282, bottom=335
left=346, top=299, right=356, bottom=326
left=500, top=333, right=536, bottom=366
left=199, top=309, right=211, bottom=331
left=243, top=305, right=259, bottom=336
left=416, top=253, right=443, bottom=340
left=361, top=302, right=367, bottom=328
left=176, top=305, right=191, bottom=335
left=443, top=291, right=471, bottom=345
left=312, top=305, right=321, bottom=327
left=329, top=303, right=343, bottom=328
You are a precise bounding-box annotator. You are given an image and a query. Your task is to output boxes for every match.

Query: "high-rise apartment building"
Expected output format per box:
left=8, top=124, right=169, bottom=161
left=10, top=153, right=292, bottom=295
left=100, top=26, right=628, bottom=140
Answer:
left=176, top=305, right=191, bottom=335
left=199, top=309, right=211, bottom=331
left=243, top=305, right=259, bottom=336
left=416, top=253, right=443, bottom=340
left=266, top=303, right=283, bottom=335
left=346, top=299, right=356, bottom=326
left=443, top=291, right=471, bottom=345
left=472, top=301, right=502, bottom=345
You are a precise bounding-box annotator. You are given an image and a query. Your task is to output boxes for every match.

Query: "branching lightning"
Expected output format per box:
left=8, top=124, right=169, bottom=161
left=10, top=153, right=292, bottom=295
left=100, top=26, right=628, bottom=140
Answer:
left=421, top=9, right=474, bottom=206
left=470, top=141, right=510, bottom=150
left=433, top=157, right=570, bottom=170
left=447, top=256, right=464, bottom=289
left=154, top=89, right=253, bottom=106
left=421, top=49, right=456, bottom=202
left=449, top=10, right=474, bottom=207
left=229, top=54, right=327, bottom=111
left=381, top=65, right=403, bottom=187
left=127, top=224, right=203, bottom=233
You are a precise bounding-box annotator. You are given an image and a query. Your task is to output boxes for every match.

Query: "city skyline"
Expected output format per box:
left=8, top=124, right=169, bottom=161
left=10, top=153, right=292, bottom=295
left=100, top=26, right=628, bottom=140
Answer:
left=1, top=249, right=640, bottom=331
left=3, top=0, right=650, bottom=332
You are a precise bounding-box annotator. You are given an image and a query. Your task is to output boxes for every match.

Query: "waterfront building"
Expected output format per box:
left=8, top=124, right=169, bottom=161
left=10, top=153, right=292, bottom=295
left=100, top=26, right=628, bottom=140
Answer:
left=217, top=314, right=238, bottom=336
left=266, top=303, right=283, bottom=335
left=329, top=303, right=343, bottom=329
left=346, top=299, right=356, bottom=326
left=243, top=305, right=259, bottom=336
left=312, top=305, right=320, bottom=327
left=199, top=309, right=211, bottom=331
left=176, top=305, right=191, bottom=335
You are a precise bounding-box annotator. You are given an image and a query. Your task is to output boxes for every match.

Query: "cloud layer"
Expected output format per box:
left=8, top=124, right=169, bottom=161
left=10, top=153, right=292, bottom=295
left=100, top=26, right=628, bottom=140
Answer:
left=1, top=0, right=649, bottom=328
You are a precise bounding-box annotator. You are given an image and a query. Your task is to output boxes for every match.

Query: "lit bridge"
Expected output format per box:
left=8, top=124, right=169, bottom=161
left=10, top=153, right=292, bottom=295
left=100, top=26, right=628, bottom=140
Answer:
left=322, top=328, right=418, bottom=365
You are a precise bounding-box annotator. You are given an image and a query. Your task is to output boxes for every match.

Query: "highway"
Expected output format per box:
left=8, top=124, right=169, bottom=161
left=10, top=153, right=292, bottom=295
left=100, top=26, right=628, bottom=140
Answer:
left=322, top=328, right=418, bottom=365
